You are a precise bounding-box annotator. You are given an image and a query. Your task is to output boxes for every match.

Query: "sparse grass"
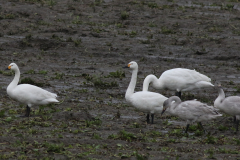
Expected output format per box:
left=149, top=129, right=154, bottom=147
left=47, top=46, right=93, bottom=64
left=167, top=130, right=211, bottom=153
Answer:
left=20, top=77, right=44, bottom=87
left=107, top=70, right=125, bottom=78
left=121, top=11, right=129, bottom=20
left=148, top=2, right=158, bottom=8
left=160, top=26, right=175, bottom=34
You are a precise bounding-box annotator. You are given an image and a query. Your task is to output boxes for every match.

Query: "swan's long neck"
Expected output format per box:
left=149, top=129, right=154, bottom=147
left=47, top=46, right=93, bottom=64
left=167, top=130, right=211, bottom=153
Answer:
left=214, top=88, right=225, bottom=108
left=168, top=96, right=181, bottom=115
left=142, top=74, right=164, bottom=91
left=7, top=68, right=20, bottom=92
left=125, top=68, right=138, bottom=100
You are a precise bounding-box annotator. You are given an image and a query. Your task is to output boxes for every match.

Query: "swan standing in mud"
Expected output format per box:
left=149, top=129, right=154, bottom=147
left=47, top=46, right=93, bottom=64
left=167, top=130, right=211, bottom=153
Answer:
left=124, top=61, right=167, bottom=124
left=162, top=96, right=222, bottom=133
left=6, top=63, right=59, bottom=117
left=214, top=85, right=240, bottom=131
left=143, top=68, right=214, bottom=98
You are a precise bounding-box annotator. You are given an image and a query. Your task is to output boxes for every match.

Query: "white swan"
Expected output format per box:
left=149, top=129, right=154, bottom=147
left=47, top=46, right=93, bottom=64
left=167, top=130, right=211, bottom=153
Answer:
left=162, top=96, right=222, bottom=133
left=143, top=68, right=214, bottom=98
left=214, top=85, right=240, bottom=131
left=124, top=61, right=168, bottom=124
left=7, top=63, right=59, bottom=117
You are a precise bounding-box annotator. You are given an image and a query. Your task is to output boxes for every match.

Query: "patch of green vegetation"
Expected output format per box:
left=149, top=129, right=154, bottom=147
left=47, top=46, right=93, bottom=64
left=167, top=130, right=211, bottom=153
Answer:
left=53, top=72, right=64, bottom=79
left=74, top=38, right=82, bottom=46
left=39, top=70, right=48, bottom=74
left=162, top=120, right=172, bottom=126
left=86, top=118, right=102, bottom=127
left=121, top=11, right=129, bottom=20
left=169, top=129, right=183, bottom=137
left=194, top=130, right=204, bottom=136
left=92, top=76, right=118, bottom=88
left=218, top=125, right=228, bottom=131
left=26, top=69, right=35, bottom=74
left=160, top=26, right=175, bottom=34
left=148, top=21, right=157, bottom=27
left=204, top=134, right=218, bottom=144
left=0, top=110, right=5, bottom=118
left=0, top=70, right=14, bottom=76
left=206, top=148, right=216, bottom=159
left=46, top=0, right=57, bottom=7
left=93, top=133, right=102, bottom=139
left=107, top=70, right=125, bottom=78
left=129, top=31, right=137, bottom=37
left=44, top=142, right=64, bottom=153
left=148, top=2, right=158, bottom=8
left=119, top=130, right=137, bottom=142
left=0, top=13, right=16, bottom=19
left=20, top=77, right=44, bottom=87
left=38, top=20, right=51, bottom=26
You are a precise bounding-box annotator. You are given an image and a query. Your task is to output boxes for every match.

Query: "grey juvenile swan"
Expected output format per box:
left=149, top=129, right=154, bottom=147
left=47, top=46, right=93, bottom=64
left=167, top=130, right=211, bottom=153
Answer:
left=162, top=96, right=222, bottom=133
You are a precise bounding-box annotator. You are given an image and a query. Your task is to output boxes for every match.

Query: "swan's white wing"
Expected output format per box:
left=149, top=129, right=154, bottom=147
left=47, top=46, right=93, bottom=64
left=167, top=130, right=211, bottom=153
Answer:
left=161, top=68, right=211, bottom=82
left=221, top=96, right=240, bottom=115
left=127, top=91, right=167, bottom=113
left=10, top=84, right=58, bottom=105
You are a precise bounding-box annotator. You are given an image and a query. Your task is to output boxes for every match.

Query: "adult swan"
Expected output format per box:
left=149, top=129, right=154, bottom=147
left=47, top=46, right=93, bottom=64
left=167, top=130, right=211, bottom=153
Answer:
left=143, top=68, right=214, bottom=98
left=124, top=61, right=167, bottom=124
left=7, top=63, right=59, bottom=117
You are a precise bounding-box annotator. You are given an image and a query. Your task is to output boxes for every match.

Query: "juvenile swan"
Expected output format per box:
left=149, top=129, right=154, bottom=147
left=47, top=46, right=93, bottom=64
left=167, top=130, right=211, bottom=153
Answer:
left=124, top=61, right=167, bottom=124
left=214, top=85, right=240, bottom=131
left=143, top=68, right=214, bottom=98
left=7, top=63, right=59, bottom=117
left=162, top=96, right=222, bottom=133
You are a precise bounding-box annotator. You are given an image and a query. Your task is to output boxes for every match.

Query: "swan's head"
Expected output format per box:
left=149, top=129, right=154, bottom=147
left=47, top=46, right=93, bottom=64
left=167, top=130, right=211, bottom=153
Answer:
left=123, top=61, right=138, bottom=70
left=161, top=99, right=170, bottom=115
left=7, top=63, right=18, bottom=71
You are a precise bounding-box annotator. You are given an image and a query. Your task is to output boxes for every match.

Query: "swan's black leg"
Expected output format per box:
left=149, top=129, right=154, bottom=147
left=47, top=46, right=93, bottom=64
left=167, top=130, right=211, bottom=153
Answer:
left=233, top=116, right=236, bottom=123
left=236, top=120, right=239, bottom=132
left=185, top=124, right=190, bottom=133
left=198, top=122, right=205, bottom=133
left=25, top=105, right=31, bottom=117
left=151, top=114, right=154, bottom=124
left=175, top=91, right=181, bottom=99
left=146, top=114, right=150, bottom=124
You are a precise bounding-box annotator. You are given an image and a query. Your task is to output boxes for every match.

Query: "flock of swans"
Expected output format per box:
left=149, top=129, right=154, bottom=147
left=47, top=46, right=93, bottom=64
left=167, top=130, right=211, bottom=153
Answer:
left=124, top=61, right=240, bottom=133
left=5, top=61, right=240, bottom=133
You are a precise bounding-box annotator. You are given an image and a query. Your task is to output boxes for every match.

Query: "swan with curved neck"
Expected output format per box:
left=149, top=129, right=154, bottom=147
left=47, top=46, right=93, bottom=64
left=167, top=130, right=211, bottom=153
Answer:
left=124, top=61, right=168, bottom=124
left=143, top=68, right=214, bottom=98
left=7, top=63, right=59, bottom=117
left=162, top=96, right=222, bottom=133
left=214, top=85, right=240, bottom=131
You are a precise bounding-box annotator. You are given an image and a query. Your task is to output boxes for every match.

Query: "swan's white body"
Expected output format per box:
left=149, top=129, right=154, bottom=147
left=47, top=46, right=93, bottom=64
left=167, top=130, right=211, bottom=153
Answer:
left=163, top=96, right=222, bottom=125
left=143, top=68, right=214, bottom=92
left=7, top=63, right=59, bottom=108
left=214, top=87, right=240, bottom=120
left=125, top=61, right=167, bottom=116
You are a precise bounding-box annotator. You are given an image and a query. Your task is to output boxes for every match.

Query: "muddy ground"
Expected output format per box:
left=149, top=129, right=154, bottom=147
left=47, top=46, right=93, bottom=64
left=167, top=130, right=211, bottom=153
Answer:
left=0, top=0, right=240, bottom=159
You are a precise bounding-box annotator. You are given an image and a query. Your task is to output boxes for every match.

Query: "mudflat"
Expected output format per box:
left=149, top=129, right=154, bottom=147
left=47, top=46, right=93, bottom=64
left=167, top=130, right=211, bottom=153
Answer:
left=0, top=0, right=240, bottom=159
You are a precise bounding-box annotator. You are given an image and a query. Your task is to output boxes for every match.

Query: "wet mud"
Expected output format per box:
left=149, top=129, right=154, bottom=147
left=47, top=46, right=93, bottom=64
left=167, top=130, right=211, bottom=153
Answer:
left=1, top=0, right=240, bottom=159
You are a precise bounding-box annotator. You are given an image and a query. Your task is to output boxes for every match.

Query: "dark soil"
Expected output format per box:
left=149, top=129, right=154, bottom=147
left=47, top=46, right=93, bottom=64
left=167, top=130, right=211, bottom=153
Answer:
left=1, top=0, right=240, bottom=159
